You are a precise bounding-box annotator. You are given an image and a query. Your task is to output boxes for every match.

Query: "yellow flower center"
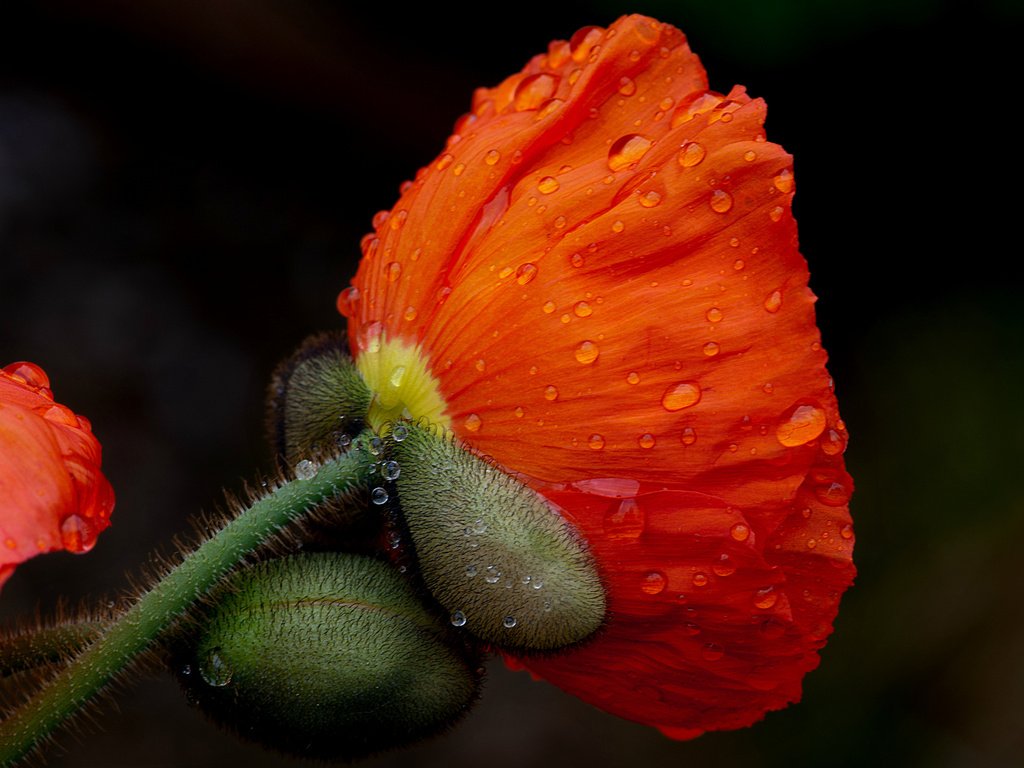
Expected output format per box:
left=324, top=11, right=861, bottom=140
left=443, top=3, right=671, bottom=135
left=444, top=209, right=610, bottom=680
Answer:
left=356, top=335, right=450, bottom=433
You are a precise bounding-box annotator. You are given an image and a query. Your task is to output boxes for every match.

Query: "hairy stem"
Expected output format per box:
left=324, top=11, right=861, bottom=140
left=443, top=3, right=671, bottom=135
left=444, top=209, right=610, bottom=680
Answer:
left=0, top=439, right=373, bottom=766
left=0, top=621, right=107, bottom=679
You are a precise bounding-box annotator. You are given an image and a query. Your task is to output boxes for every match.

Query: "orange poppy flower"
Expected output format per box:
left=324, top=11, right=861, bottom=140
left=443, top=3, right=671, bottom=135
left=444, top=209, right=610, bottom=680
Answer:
left=338, top=14, right=854, bottom=738
left=0, top=362, right=115, bottom=589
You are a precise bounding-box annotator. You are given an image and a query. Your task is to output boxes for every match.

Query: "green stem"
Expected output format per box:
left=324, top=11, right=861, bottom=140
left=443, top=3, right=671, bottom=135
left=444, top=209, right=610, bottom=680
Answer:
left=0, top=621, right=107, bottom=678
left=0, top=438, right=374, bottom=766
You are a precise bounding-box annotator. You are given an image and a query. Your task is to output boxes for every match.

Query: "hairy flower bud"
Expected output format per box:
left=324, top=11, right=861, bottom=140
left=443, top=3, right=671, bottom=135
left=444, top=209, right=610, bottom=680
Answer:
left=267, top=333, right=372, bottom=463
left=174, top=553, right=481, bottom=760
left=392, top=424, right=606, bottom=652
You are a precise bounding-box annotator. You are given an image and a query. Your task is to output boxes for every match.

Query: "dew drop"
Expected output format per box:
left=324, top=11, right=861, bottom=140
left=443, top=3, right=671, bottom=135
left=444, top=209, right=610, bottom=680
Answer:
left=821, top=428, right=846, bottom=456
left=371, top=487, right=389, bottom=505
left=702, top=643, right=724, bottom=661
left=773, top=168, right=794, bottom=193
left=573, top=301, right=593, bottom=317
left=639, top=190, right=662, bottom=208
left=681, top=426, right=697, bottom=445
left=451, top=611, right=468, bottom=627
left=706, top=307, right=723, bottom=322
left=544, top=385, right=558, bottom=401
left=677, top=141, right=706, bottom=168
left=538, top=176, right=560, bottom=194
left=464, top=413, right=483, bottom=432
left=769, top=205, right=785, bottom=222
left=516, top=263, right=538, bottom=285
left=776, top=403, right=827, bottom=447
left=4, top=361, right=49, bottom=389
left=617, top=76, right=637, bottom=96
left=840, top=524, right=854, bottom=540
left=484, top=565, right=501, bottom=584
left=293, top=459, right=318, bottom=481
left=403, top=306, right=418, bottom=321
left=336, top=286, right=359, bottom=318
left=710, top=189, right=733, bottom=213
left=574, top=341, right=599, bottom=364
left=603, top=497, right=645, bottom=540
left=692, top=572, right=709, bottom=587
left=514, top=73, right=558, bottom=111
left=641, top=571, right=667, bottom=595
left=815, top=478, right=852, bottom=506
left=753, top=587, right=778, bottom=609
left=485, top=149, right=501, bottom=165
left=744, top=150, right=757, bottom=162
left=703, top=341, right=720, bottom=357
left=435, top=153, right=454, bottom=171
left=638, top=433, right=656, bottom=449
left=503, top=616, right=518, bottom=629
left=588, top=434, right=605, bottom=450
left=382, top=460, right=401, bottom=481
left=662, top=382, right=701, bottom=411
left=200, top=649, right=233, bottom=687
left=570, top=252, right=585, bottom=268
left=60, top=515, right=92, bottom=553
left=611, top=220, right=625, bottom=234
left=626, top=371, right=640, bottom=385
left=607, top=134, right=653, bottom=171
left=712, top=554, right=736, bottom=577
left=730, top=522, right=750, bottom=542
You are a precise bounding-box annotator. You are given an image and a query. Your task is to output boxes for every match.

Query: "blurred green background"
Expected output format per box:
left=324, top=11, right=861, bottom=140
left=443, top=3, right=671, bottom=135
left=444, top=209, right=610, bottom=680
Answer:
left=1, top=1, right=1021, bottom=766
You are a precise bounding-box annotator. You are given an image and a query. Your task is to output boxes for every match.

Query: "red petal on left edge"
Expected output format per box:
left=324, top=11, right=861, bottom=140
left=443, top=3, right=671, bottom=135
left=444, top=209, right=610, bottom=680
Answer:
left=0, top=364, right=115, bottom=589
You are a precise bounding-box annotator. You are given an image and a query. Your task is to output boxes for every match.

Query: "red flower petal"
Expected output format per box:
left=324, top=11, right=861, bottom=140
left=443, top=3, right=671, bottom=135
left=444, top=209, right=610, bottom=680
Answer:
left=0, top=362, right=115, bottom=589
left=340, top=14, right=854, bottom=737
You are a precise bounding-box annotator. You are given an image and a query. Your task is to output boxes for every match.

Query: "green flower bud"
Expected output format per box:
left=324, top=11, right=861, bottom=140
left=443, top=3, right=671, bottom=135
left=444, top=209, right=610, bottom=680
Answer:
left=174, top=553, right=481, bottom=760
left=391, top=424, right=606, bottom=652
left=267, top=333, right=372, bottom=462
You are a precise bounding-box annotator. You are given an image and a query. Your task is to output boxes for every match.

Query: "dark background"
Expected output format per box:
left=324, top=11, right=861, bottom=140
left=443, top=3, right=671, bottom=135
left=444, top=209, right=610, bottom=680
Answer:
left=1, top=1, right=1021, bottom=766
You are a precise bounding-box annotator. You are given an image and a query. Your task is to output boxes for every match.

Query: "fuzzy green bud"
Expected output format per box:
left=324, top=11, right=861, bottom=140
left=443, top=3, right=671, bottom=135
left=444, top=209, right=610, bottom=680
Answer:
left=267, top=332, right=372, bottom=462
left=174, top=553, right=481, bottom=761
left=392, top=424, right=606, bottom=652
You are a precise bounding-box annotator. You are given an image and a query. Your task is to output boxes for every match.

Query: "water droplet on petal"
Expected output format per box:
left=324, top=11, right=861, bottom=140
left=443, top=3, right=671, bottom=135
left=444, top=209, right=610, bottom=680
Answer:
left=692, top=572, right=709, bottom=587
left=60, top=515, right=92, bottom=553
left=703, top=341, right=720, bottom=357
left=706, top=307, right=723, bottom=322
left=730, top=522, right=750, bottom=541
left=641, top=571, right=667, bottom=595
left=538, top=176, right=560, bottom=194
left=702, top=643, right=724, bottom=661
left=611, top=220, right=625, bottom=233
left=776, top=403, right=827, bottom=447
left=4, top=362, right=50, bottom=390
left=544, top=385, right=558, bottom=401
left=608, top=134, right=653, bottom=171
left=681, top=426, right=697, bottom=445
left=617, top=76, right=637, bottom=96
left=485, top=149, right=501, bottom=165
left=626, top=371, right=640, bottom=385
left=514, top=73, right=558, bottom=111
left=574, top=341, right=599, bottom=364
left=570, top=252, right=585, bottom=268
left=773, top=169, right=794, bottom=193
left=542, top=301, right=555, bottom=314
left=754, top=587, right=778, bottom=609
left=662, top=382, right=701, bottom=411
left=638, top=433, right=655, bottom=449
left=464, top=413, right=483, bottom=432
left=573, top=301, right=593, bottom=317
left=588, top=434, right=605, bottom=450
left=435, top=153, right=454, bottom=171
left=712, top=554, right=736, bottom=577
left=677, top=141, right=706, bottom=167
left=336, top=286, right=360, bottom=318
left=516, top=263, right=538, bottom=285
left=639, top=190, right=662, bottom=207
left=840, top=524, right=854, bottom=540
left=710, top=189, right=733, bottom=213
left=821, top=428, right=847, bottom=456
left=403, top=306, right=418, bottom=321
left=744, top=150, right=757, bottom=162
left=763, top=290, right=783, bottom=313
left=769, top=205, right=785, bottom=222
